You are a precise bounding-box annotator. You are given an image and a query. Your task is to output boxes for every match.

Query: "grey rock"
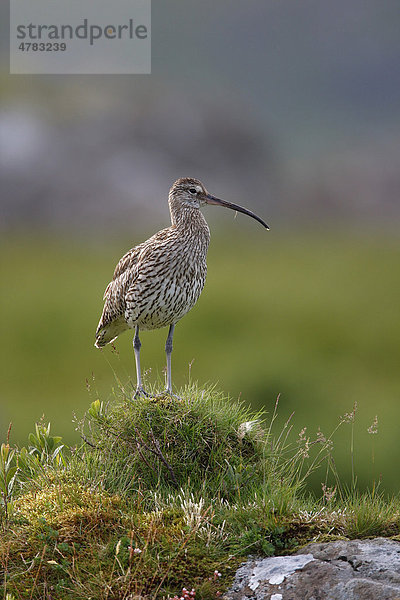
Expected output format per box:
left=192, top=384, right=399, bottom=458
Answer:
left=225, top=538, right=400, bottom=600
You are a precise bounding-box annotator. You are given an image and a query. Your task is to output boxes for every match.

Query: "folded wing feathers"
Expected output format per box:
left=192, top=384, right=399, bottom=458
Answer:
left=95, top=245, right=142, bottom=343
left=95, top=227, right=177, bottom=346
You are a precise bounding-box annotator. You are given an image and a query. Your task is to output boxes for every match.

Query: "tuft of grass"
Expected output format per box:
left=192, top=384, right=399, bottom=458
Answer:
left=337, top=488, right=400, bottom=538
left=1, top=381, right=400, bottom=599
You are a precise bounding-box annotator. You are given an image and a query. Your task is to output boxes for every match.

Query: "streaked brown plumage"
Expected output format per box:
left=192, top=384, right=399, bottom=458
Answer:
left=95, top=177, right=268, bottom=397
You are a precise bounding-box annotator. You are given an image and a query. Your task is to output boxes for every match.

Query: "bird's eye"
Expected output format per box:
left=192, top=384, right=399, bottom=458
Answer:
left=189, top=188, right=197, bottom=194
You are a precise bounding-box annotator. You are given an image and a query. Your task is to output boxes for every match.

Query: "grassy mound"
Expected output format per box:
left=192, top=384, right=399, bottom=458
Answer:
left=1, top=383, right=399, bottom=599
left=76, top=383, right=267, bottom=500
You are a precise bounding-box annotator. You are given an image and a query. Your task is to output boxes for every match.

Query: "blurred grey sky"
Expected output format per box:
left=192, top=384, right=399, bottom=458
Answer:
left=1, top=0, right=400, bottom=231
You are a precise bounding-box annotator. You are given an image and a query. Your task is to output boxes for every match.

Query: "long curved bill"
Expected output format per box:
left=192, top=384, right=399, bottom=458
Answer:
left=205, top=193, right=269, bottom=229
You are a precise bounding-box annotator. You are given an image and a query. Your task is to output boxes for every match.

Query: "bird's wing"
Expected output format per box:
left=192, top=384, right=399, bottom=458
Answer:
left=109, top=243, right=145, bottom=286
left=95, top=244, right=143, bottom=344
left=124, top=228, right=176, bottom=311
left=95, top=228, right=174, bottom=345
left=95, top=268, right=139, bottom=344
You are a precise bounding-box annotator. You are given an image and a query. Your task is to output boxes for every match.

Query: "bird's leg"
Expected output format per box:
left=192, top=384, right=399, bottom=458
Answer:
left=164, top=324, right=175, bottom=394
left=133, top=326, right=148, bottom=398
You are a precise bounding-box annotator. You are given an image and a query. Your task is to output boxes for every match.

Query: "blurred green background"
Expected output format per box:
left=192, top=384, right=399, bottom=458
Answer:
left=1, top=1, right=400, bottom=494
left=1, top=228, right=399, bottom=493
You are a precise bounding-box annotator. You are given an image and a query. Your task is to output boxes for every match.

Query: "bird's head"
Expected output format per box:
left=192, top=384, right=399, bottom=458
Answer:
left=169, top=177, right=269, bottom=229
left=169, top=177, right=208, bottom=210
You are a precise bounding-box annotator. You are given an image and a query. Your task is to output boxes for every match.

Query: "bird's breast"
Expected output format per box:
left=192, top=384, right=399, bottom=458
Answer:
left=127, top=242, right=208, bottom=330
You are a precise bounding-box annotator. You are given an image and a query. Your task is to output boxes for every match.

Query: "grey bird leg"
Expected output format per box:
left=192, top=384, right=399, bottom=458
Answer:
left=133, top=326, right=148, bottom=398
left=165, top=324, right=175, bottom=394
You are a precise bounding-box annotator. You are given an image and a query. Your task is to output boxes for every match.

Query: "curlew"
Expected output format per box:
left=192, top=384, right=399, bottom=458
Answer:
left=95, top=177, right=268, bottom=397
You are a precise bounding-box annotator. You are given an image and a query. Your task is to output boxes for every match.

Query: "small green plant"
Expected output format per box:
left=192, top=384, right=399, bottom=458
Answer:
left=0, top=442, right=17, bottom=525
left=28, top=422, right=66, bottom=467
left=17, top=422, right=66, bottom=484
left=88, top=398, right=105, bottom=420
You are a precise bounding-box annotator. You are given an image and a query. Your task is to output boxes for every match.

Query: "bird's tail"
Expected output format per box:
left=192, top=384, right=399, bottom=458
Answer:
left=94, top=317, right=128, bottom=348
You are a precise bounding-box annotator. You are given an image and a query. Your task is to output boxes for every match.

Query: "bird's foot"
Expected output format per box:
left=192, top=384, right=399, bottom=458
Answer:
left=134, top=386, right=149, bottom=399
left=157, top=388, right=181, bottom=401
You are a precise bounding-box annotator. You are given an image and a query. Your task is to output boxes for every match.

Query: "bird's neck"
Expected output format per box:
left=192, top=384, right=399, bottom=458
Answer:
left=170, top=206, right=210, bottom=242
